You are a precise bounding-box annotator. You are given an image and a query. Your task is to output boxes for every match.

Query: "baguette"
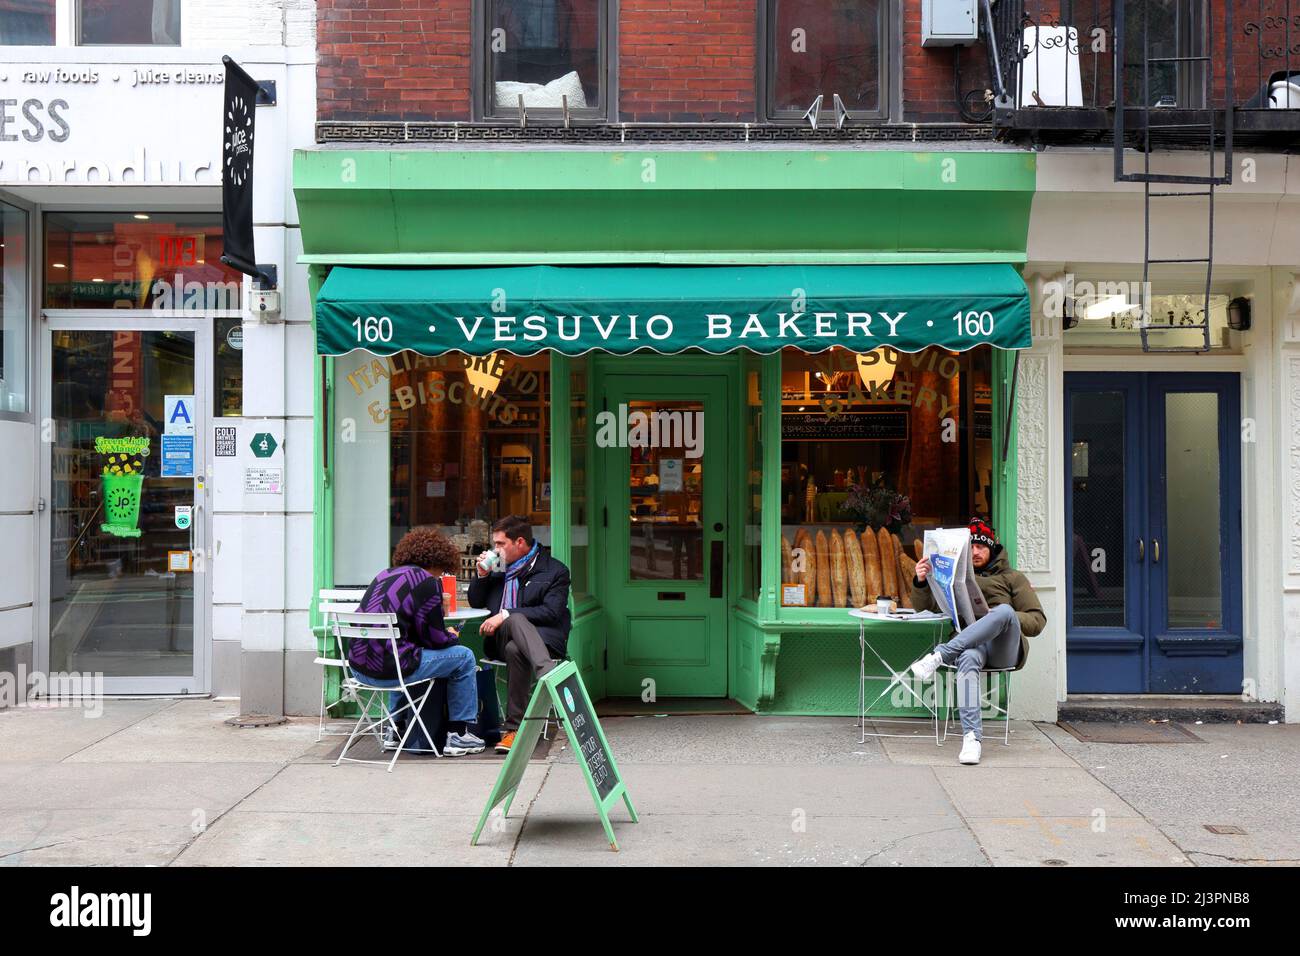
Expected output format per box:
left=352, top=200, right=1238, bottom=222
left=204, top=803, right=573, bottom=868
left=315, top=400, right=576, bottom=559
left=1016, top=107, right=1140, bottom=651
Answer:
left=794, top=529, right=815, bottom=606
left=781, top=534, right=794, bottom=583
left=860, top=530, right=884, bottom=601
left=844, top=529, right=867, bottom=608
left=830, top=530, right=848, bottom=608
left=877, top=527, right=899, bottom=598
left=898, top=551, right=917, bottom=609
left=815, top=530, right=833, bottom=607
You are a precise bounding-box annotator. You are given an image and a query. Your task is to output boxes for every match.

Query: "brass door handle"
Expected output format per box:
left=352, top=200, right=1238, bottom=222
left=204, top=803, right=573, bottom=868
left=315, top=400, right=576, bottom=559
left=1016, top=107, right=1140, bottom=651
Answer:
left=1137, top=538, right=1144, bottom=562
left=1152, top=538, right=1160, bottom=564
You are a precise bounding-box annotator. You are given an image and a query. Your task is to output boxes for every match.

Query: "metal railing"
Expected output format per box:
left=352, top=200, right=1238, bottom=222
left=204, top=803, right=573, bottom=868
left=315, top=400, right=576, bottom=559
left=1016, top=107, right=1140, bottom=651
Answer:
left=992, top=0, right=1298, bottom=114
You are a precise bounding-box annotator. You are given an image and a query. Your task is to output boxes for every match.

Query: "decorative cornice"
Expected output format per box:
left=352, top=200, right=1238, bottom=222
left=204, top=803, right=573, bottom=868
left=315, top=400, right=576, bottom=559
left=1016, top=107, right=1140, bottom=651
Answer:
left=315, top=121, right=1002, bottom=146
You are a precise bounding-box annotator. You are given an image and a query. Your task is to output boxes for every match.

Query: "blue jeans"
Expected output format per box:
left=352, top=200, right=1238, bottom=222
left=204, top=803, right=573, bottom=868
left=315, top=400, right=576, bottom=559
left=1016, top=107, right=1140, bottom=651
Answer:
left=934, top=603, right=1021, bottom=740
left=362, top=645, right=478, bottom=746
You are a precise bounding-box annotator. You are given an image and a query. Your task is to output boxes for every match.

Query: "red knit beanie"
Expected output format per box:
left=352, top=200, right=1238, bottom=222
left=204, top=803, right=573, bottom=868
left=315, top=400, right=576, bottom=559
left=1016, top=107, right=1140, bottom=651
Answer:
left=969, top=517, right=997, bottom=549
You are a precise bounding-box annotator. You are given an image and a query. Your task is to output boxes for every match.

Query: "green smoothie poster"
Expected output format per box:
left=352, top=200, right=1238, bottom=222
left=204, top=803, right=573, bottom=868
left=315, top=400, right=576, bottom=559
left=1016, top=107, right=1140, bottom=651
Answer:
left=96, top=436, right=150, bottom=538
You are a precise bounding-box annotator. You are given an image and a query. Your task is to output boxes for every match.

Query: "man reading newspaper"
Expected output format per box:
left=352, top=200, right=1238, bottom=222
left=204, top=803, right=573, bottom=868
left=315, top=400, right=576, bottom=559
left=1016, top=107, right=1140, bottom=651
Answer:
left=907, top=518, right=1046, bottom=765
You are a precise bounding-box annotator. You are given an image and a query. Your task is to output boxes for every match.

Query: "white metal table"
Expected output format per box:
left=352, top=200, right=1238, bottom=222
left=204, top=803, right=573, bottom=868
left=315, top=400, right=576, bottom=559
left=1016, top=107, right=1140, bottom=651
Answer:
left=849, top=608, right=953, bottom=745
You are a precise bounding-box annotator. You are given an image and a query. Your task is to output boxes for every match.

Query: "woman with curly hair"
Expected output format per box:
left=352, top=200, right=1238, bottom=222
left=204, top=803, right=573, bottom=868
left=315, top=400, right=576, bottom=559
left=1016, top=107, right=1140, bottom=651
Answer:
left=349, top=527, right=485, bottom=756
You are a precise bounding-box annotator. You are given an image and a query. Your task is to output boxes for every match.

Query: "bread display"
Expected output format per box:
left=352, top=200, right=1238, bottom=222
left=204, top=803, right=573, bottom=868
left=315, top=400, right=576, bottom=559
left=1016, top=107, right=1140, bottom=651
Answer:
left=877, top=527, right=899, bottom=598
left=844, top=530, right=867, bottom=608
left=815, top=530, right=833, bottom=607
left=898, top=551, right=918, bottom=609
left=784, top=526, right=929, bottom=609
left=830, top=530, right=848, bottom=608
left=861, top=530, right=884, bottom=601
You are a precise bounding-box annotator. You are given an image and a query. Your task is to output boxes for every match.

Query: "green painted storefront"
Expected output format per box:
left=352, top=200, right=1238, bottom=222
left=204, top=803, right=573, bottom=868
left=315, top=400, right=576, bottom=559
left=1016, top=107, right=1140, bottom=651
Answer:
left=296, top=148, right=1035, bottom=716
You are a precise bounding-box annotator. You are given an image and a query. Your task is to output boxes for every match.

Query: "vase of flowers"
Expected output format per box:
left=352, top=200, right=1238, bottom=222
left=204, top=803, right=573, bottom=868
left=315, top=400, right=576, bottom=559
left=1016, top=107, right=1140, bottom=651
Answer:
left=840, top=480, right=912, bottom=535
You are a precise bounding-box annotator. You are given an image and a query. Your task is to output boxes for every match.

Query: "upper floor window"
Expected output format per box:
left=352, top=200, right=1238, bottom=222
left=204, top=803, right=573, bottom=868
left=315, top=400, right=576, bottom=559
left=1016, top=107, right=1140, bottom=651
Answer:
left=765, top=0, right=889, bottom=122
left=78, top=0, right=180, bottom=46
left=479, top=0, right=611, bottom=121
left=1, top=0, right=56, bottom=44
left=1122, top=0, right=1205, bottom=108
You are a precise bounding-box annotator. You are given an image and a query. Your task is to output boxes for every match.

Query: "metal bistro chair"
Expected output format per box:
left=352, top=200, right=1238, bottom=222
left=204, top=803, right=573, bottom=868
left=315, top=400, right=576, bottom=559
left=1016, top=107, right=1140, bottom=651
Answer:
left=936, top=641, right=1029, bottom=748
left=314, top=591, right=362, bottom=741
left=331, top=611, right=443, bottom=771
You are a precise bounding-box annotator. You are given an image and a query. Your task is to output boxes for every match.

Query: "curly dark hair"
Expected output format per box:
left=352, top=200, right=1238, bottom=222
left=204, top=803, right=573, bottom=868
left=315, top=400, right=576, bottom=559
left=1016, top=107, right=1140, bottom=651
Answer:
left=392, top=526, right=461, bottom=574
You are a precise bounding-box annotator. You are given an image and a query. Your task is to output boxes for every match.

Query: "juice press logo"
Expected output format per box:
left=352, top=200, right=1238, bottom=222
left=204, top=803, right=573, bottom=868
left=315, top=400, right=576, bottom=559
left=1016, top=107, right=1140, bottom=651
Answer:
left=95, top=436, right=149, bottom=539
left=224, top=93, right=253, bottom=186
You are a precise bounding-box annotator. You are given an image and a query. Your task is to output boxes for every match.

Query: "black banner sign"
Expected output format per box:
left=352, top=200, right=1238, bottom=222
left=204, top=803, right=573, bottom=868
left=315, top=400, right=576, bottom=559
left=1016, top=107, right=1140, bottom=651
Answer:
left=220, top=56, right=261, bottom=280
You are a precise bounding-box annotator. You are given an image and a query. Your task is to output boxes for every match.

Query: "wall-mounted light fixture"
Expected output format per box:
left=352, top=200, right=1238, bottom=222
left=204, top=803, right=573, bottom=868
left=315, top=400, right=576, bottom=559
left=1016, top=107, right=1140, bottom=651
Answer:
left=1227, top=296, right=1252, bottom=332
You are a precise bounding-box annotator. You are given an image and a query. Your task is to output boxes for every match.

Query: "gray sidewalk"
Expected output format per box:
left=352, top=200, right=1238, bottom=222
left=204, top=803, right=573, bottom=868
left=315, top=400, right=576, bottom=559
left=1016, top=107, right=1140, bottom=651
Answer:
left=1, top=699, right=1296, bottom=866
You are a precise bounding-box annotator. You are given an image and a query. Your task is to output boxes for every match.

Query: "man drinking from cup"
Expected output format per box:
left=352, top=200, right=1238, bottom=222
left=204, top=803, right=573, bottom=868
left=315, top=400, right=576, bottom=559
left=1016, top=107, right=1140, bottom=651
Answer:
left=468, top=514, right=572, bottom=754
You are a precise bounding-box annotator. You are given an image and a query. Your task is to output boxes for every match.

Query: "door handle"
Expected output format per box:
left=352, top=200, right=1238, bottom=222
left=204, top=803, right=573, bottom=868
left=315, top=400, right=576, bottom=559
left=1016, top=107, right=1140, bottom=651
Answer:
left=1152, top=538, right=1160, bottom=564
left=709, top=539, right=723, bottom=599
left=1137, top=538, right=1144, bottom=562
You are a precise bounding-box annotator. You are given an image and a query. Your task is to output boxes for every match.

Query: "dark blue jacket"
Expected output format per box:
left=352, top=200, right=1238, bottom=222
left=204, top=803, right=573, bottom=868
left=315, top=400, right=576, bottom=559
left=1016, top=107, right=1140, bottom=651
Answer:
left=468, top=547, right=571, bottom=657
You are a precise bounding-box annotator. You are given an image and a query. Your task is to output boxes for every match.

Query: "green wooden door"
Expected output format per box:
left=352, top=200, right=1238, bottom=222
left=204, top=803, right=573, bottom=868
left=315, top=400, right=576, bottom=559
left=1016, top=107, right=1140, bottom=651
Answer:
left=599, top=374, right=729, bottom=697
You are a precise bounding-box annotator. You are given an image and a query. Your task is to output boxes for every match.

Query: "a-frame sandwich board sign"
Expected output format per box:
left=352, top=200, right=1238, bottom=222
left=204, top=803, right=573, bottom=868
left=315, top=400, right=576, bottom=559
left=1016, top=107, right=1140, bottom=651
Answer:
left=472, top=660, right=637, bottom=851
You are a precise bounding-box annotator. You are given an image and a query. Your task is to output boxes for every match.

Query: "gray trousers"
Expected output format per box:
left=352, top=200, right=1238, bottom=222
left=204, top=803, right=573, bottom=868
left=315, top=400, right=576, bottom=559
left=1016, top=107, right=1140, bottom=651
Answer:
left=934, top=603, right=1021, bottom=740
left=490, top=614, right=557, bottom=732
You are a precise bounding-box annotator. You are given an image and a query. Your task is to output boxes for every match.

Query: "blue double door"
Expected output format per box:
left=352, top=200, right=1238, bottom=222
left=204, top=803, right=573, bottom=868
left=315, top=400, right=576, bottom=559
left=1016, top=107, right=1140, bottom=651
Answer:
left=1064, top=373, right=1242, bottom=693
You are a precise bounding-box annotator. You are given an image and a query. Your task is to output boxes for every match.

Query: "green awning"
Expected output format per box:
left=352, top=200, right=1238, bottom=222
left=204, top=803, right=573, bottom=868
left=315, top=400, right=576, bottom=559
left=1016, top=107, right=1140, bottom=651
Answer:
left=315, top=263, right=1031, bottom=357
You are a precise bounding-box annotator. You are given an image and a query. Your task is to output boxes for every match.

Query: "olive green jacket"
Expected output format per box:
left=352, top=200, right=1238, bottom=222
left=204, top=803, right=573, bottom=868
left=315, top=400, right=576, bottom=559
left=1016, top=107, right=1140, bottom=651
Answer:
left=910, top=548, right=1046, bottom=662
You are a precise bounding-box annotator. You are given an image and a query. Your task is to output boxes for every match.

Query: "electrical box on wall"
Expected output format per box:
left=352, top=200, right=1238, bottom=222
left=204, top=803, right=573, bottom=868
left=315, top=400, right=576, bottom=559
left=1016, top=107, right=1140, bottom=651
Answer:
left=922, top=0, right=979, bottom=46
left=247, top=287, right=281, bottom=322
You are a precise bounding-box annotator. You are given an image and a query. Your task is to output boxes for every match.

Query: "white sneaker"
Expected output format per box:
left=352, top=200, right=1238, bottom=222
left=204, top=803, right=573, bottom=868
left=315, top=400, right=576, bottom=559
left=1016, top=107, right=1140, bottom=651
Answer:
left=958, top=732, right=982, bottom=765
left=909, top=651, right=944, bottom=682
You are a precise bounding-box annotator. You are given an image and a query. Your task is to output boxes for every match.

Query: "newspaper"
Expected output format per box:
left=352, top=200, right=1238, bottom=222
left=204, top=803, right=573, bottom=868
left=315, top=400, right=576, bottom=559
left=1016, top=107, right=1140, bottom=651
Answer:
left=922, top=527, right=990, bottom=632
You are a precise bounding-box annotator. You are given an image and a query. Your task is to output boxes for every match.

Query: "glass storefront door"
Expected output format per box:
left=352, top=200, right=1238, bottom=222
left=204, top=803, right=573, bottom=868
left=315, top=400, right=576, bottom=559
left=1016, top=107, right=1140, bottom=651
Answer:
left=41, top=316, right=208, bottom=693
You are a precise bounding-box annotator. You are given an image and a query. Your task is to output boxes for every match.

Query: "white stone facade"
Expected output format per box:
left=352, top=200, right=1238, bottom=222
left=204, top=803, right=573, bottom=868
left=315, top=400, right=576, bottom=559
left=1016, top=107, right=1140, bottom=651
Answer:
left=0, top=1, right=316, bottom=714
left=1015, top=148, right=1298, bottom=721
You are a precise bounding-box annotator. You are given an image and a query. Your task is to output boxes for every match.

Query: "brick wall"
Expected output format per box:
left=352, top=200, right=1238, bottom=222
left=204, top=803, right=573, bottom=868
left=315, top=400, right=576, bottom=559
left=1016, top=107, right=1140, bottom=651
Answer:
left=317, top=0, right=472, bottom=122
left=315, top=0, right=1011, bottom=124
left=620, top=0, right=755, bottom=122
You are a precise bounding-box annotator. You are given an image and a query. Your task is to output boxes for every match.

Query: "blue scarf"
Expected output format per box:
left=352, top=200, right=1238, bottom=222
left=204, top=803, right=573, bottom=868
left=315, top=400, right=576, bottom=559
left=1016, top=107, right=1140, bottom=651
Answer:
left=502, top=542, right=539, bottom=611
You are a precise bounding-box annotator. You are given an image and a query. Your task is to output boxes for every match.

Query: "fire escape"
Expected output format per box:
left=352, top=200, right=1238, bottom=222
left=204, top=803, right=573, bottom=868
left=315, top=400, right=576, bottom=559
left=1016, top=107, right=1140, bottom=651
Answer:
left=983, top=0, right=1299, bottom=352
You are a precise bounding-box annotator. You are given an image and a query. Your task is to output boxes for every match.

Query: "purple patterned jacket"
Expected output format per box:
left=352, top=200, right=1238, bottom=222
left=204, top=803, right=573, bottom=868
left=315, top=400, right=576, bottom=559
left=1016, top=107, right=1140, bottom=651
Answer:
left=347, top=566, right=456, bottom=679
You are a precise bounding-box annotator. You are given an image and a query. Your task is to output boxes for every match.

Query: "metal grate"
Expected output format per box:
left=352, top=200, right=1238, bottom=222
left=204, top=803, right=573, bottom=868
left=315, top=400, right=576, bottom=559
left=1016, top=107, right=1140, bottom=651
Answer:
left=1059, top=720, right=1203, bottom=743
